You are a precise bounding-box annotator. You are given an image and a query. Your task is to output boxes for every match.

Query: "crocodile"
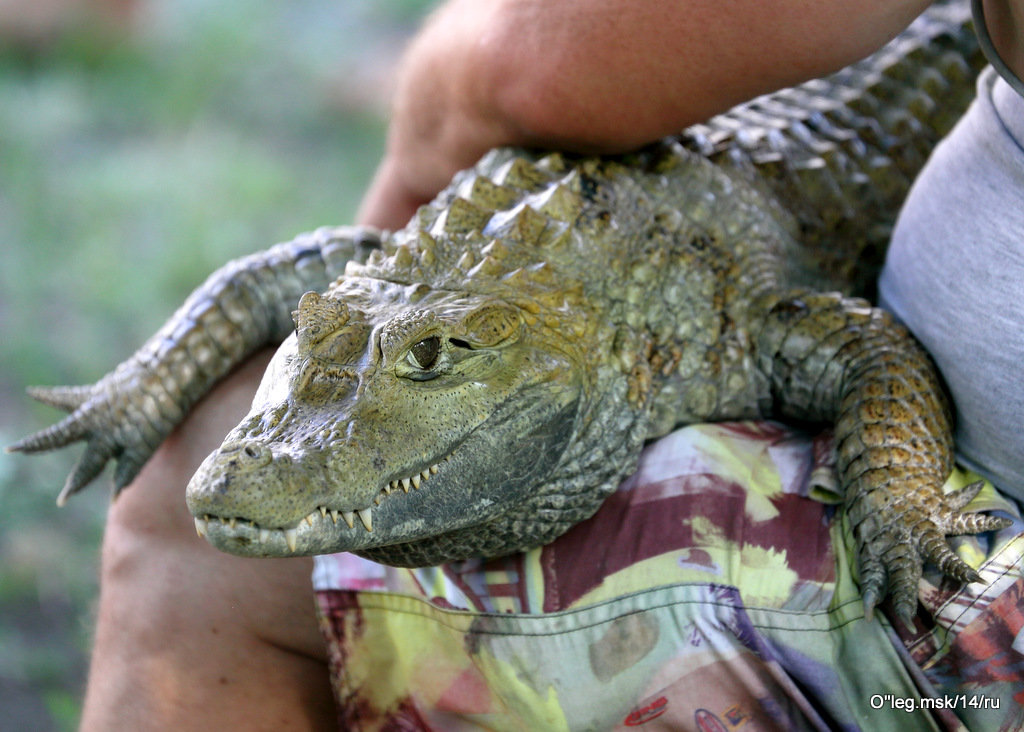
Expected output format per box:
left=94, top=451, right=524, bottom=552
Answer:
left=9, top=1, right=1012, bottom=623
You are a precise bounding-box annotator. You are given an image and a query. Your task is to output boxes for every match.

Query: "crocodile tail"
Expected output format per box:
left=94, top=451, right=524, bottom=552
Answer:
left=682, top=0, right=983, bottom=297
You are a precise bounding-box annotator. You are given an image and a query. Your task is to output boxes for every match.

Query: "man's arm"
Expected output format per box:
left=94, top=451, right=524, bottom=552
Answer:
left=358, top=0, right=930, bottom=230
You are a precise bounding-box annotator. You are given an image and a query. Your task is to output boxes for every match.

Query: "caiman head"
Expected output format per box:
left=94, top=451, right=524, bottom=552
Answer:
left=186, top=277, right=606, bottom=565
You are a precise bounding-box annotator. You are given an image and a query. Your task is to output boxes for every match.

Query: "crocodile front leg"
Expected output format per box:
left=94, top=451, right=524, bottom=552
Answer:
left=754, top=291, right=1012, bottom=622
left=8, top=226, right=381, bottom=504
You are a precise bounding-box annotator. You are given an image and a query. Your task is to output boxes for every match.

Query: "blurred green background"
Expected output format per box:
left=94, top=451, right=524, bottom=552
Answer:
left=0, top=1, right=433, bottom=728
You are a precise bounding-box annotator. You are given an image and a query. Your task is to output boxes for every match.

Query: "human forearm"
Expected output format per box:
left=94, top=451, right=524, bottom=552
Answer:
left=358, top=0, right=931, bottom=229
left=79, top=353, right=334, bottom=731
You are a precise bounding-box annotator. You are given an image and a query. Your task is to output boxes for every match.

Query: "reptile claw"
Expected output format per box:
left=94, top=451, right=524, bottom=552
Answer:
left=893, top=602, right=917, bottom=628
left=25, top=384, right=93, bottom=413
left=862, top=589, right=879, bottom=622
left=923, top=529, right=984, bottom=584
left=961, top=566, right=983, bottom=585
left=883, top=542, right=923, bottom=622
left=852, top=481, right=1009, bottom=623
left=862, top=578, right=916, bottom=626
left=945, top=480, right=985, bottom=511
left=12, top=373, right=170, bottom=503
left=113, top=452, right=149, bottom=494
left=56, top=438, right=115, bottom=505
left=8, top=411, right=90, bottom=454
left=946, top=512, right=1013, bottom=535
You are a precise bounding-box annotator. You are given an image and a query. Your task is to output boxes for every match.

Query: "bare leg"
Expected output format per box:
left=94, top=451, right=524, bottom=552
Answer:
left=79, top=350, right=335, bottom=731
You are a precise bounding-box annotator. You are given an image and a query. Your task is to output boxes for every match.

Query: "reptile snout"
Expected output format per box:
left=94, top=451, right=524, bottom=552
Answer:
left=186, top=438, right=311, bottom=528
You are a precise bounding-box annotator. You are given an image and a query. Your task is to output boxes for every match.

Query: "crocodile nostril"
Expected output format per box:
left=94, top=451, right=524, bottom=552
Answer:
left=223, top=442, right=272, bottom=468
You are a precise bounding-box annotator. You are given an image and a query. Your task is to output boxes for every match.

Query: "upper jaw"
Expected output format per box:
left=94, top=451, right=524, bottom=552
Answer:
left=185, top=445, right=460, bottom=557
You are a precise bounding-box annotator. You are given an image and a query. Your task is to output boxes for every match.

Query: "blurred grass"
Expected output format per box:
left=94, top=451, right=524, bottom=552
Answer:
left=0, top=0, right=434, bottom=728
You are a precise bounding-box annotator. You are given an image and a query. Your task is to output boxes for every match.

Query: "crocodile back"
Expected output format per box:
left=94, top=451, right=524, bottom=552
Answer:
left=682, top=0, right=984, bottom=297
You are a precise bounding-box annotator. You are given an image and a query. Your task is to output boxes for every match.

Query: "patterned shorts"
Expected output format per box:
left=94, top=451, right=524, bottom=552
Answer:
left=313, top=422, right=1024, bottom=731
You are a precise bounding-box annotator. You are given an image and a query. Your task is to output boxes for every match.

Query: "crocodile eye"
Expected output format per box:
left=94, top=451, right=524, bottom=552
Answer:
left=408, top=336, right=440, bottom=369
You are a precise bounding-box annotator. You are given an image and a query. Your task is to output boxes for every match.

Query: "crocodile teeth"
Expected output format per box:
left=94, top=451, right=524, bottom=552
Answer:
left=377, top=460, right=445, bottom=503
left=330, top=509, right=339, bottom=525
left=284, top=528, right=298, bottom=552
left=341, top=511, right=355, bottom=529
left=305, top=515, right=314, bottom=527
left=356, top=508, right=372, bottom=532
left=259, top=528, right=271, bottom=544
left=194, top=517, right=208, bottom=538
left=319, top=506, right=328, bottom=518
left=228, top=517, right=237, bottom=529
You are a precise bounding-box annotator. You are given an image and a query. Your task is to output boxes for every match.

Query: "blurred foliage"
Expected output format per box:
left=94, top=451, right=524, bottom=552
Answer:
left=0, top=0, right=435, bottom=728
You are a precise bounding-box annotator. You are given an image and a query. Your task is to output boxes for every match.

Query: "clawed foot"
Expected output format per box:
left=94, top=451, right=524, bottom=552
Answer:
left=852, top=480, right=1012, bottom=624
left=7, top=361, right=181, bottom=503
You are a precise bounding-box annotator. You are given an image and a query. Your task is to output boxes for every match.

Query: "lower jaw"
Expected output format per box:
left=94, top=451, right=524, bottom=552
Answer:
left=193, top=502, right=375, bottom=554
